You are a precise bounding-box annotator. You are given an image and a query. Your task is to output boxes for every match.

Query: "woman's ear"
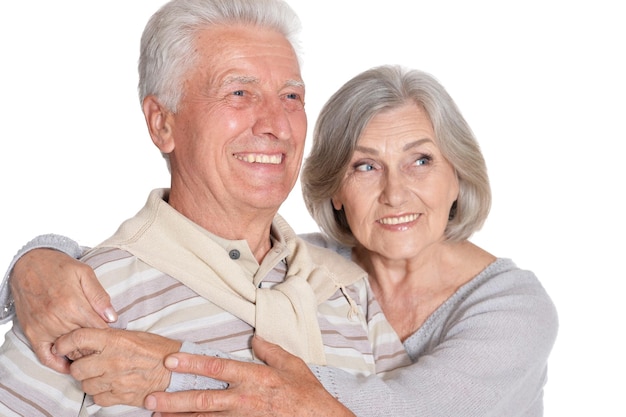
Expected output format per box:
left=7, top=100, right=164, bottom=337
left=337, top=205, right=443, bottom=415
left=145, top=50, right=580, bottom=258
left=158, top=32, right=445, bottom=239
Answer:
left=331, top=196, right=343, bottom=211
left=142, top=95, right=175, bottom=153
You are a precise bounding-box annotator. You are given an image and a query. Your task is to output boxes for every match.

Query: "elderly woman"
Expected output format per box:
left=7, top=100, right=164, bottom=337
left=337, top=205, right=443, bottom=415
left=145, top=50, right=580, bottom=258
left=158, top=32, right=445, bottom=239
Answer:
left=0, top=66, right=557, bottom=416
left=179, top=65, right=555, bottom=416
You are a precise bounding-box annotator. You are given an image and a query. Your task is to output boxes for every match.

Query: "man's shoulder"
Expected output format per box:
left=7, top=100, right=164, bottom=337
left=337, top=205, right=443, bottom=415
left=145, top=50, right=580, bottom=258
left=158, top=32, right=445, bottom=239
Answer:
left=293, top=235, right=366, bottom=288
left=295, top=234, right=352, bottom=265
left=298, top=232, right=352, bottom=260
left=81, top=246, right=134, bottom=267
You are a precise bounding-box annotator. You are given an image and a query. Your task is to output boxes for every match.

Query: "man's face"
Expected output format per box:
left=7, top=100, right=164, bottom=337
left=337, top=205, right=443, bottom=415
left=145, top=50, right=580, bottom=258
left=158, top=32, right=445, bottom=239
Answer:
left=166, top=24, right=307, bottom=220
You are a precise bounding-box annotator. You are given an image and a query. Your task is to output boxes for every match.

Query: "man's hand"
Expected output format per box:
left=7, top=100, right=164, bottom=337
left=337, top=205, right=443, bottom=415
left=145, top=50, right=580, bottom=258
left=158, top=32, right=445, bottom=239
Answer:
left=145, top=336, right=356, bottom=417
left=10, top=248, right=117, bottom=373
left=53, top=327, right=181, bottom=407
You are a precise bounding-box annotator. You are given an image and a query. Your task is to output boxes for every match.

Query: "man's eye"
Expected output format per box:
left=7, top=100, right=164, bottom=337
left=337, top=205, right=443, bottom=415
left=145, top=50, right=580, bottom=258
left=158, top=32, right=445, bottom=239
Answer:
left=232, top=90, right=245, bottom=96
left=282, top=92, right=304, bottom=110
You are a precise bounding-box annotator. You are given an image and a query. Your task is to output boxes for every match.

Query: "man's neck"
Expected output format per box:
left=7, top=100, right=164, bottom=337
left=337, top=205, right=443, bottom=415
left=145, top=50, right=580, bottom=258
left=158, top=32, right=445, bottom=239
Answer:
left=167, top=189, right=275, bottom=263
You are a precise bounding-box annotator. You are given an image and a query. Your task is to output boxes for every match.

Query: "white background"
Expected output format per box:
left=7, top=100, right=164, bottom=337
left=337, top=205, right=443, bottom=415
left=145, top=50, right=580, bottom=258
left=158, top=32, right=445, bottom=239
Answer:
left=1, top=1, right=624, bottom=415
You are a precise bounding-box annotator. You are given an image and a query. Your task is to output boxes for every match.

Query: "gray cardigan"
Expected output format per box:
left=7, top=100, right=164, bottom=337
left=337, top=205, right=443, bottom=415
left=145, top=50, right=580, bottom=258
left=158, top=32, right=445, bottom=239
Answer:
left=0, top=233, right=558, bottom=416
left=301, top=233, right=558, bottom=416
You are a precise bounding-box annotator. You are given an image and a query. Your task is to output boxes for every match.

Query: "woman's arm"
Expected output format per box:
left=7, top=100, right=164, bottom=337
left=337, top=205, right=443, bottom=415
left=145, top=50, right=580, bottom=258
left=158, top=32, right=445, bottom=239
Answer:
left=0, top=234, right=84, bottom=322
left=1, top=235, right=118, bottom=373
left=1, top=237, right=246, bottom=403
left=145, top=270, right=559, bottom=417
left=314, top=285, right=559, bottom=417
left=146, top=336, right=356, bottom=417
left=4, top=237, right=559, bottom=416
left=53, top=327, right=182, bottom=407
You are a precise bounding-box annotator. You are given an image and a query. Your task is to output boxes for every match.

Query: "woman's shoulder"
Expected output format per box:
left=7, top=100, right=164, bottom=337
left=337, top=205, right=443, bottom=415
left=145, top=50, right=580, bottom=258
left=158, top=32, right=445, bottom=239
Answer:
left=453, top=258, right=557, bottom=324
left=473, top=258, right=555, bottom=304
left=405, top=258, right=558, bottom=360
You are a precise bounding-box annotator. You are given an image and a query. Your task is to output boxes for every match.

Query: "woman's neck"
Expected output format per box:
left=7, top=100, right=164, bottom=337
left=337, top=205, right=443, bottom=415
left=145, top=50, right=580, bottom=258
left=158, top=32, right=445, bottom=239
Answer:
left=353, top=241, right=495, bottom=341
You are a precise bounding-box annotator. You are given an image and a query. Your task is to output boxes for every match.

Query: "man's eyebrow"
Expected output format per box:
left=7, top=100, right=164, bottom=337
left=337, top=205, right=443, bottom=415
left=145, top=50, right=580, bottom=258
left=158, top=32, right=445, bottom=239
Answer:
left=220, top=76, right=303, bottom=90
left=222, top=75, right=259, bottom=86
left=284, top=79, right=305, bottom=89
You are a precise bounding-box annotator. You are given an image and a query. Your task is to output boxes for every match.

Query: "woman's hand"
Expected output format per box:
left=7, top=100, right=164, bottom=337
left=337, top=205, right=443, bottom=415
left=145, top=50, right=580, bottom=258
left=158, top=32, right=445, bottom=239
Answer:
left=53, top=328, right=181, bottom=407
left=10, top=249, right=117, bottom=373
left=145, top=336, right=356, bottom=417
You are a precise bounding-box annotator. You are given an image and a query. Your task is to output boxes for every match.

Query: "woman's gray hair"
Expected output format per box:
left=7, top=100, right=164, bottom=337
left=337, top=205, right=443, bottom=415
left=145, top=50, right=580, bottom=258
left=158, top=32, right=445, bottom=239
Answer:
left=138, top=0, right=302, bottom=112
left=301, top=65, right=491, bottom=246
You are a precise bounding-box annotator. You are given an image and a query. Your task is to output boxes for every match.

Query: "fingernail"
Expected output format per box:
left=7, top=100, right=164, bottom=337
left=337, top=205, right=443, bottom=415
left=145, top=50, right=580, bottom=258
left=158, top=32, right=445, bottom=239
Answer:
left=164, top=355, right=179, bottom=370
left=145, top=395, right=157, bottom=410
left=104, top=308, right=118, bottom=323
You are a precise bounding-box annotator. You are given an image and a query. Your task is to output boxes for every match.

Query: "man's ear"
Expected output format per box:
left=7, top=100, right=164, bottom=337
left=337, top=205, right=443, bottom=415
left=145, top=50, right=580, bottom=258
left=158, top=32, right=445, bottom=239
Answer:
left=142, top=95, right=175, bottom=153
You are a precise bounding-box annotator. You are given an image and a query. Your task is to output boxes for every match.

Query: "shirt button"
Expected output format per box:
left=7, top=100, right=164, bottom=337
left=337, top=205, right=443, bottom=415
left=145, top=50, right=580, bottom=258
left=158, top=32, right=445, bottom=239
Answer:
left=229, top=249, right=240, bottom=260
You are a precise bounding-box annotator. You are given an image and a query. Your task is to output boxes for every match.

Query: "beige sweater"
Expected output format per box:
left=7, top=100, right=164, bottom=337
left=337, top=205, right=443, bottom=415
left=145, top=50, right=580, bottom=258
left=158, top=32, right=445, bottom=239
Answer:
left=99, top=189, right=367, bottom=364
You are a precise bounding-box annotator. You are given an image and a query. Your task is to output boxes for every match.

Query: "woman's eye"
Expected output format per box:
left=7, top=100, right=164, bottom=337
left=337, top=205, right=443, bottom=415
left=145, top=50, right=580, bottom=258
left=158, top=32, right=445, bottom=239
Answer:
left=355, top=162, right=375, bottom=172
left=415, top=156, right=431, bottom=166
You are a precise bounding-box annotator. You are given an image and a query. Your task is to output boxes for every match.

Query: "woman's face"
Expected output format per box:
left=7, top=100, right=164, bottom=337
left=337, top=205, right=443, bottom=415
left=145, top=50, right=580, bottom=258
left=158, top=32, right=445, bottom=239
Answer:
left=332, top=103, right=459, bottom=261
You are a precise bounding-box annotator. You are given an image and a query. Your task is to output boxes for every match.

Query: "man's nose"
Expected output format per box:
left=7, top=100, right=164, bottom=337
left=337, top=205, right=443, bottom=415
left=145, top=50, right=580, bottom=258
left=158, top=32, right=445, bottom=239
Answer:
left=253, top=96, right=291, bottom=141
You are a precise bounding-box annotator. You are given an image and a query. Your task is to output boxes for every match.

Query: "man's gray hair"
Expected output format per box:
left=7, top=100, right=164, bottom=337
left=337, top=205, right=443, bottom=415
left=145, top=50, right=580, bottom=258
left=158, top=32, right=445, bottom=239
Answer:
left=138, top=0, right=302, bottom=112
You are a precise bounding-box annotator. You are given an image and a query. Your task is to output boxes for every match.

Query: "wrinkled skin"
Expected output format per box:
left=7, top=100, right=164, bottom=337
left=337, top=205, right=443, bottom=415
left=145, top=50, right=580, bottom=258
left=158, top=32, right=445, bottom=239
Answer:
left=145, top=336, right=356, bottom=417
left=54, top=327, right=181, bottom=407
left=10, top=248, right=116, bottom=373
left=9, top=250, right=355, bottom=415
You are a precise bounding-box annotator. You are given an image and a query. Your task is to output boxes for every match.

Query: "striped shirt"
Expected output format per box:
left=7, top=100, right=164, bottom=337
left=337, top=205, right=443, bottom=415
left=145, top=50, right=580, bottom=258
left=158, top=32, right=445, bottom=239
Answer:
left=0, top=192, right=409, bottom=416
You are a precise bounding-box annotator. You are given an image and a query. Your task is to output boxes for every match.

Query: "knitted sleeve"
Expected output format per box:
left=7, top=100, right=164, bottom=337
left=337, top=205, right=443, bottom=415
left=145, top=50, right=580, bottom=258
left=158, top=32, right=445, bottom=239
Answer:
left=168, top=341, right=231, bottom=391
left=0, top=234, right=84, bottom=324
left=312, top=265, right=558, bottom=417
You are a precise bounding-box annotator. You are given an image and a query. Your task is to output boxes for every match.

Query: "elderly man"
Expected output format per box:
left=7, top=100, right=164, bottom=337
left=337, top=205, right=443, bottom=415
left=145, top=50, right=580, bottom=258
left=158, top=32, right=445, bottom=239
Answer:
left=0, top=0, right=408, bottom=415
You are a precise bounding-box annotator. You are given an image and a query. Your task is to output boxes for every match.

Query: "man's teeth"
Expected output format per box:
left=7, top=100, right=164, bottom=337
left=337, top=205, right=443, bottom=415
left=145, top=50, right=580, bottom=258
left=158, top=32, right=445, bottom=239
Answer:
left=378, top=214, right=419, bottom=225
left=235, top=154, right=282, bottom=164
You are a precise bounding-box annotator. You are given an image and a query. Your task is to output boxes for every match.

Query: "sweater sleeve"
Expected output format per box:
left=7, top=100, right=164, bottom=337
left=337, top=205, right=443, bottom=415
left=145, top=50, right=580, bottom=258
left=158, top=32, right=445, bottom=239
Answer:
left=0, top=235, right=232, bottom=393
left=312, top=267, right=559, bottom=417
left=0, top=234, right=84, bottom=323
left=167, top=341, right=231, bottom=391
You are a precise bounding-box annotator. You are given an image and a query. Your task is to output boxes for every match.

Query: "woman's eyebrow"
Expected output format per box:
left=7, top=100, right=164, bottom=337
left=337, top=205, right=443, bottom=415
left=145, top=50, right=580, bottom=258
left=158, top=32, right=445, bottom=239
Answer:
left=354, top=138, right=432, bottom=155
